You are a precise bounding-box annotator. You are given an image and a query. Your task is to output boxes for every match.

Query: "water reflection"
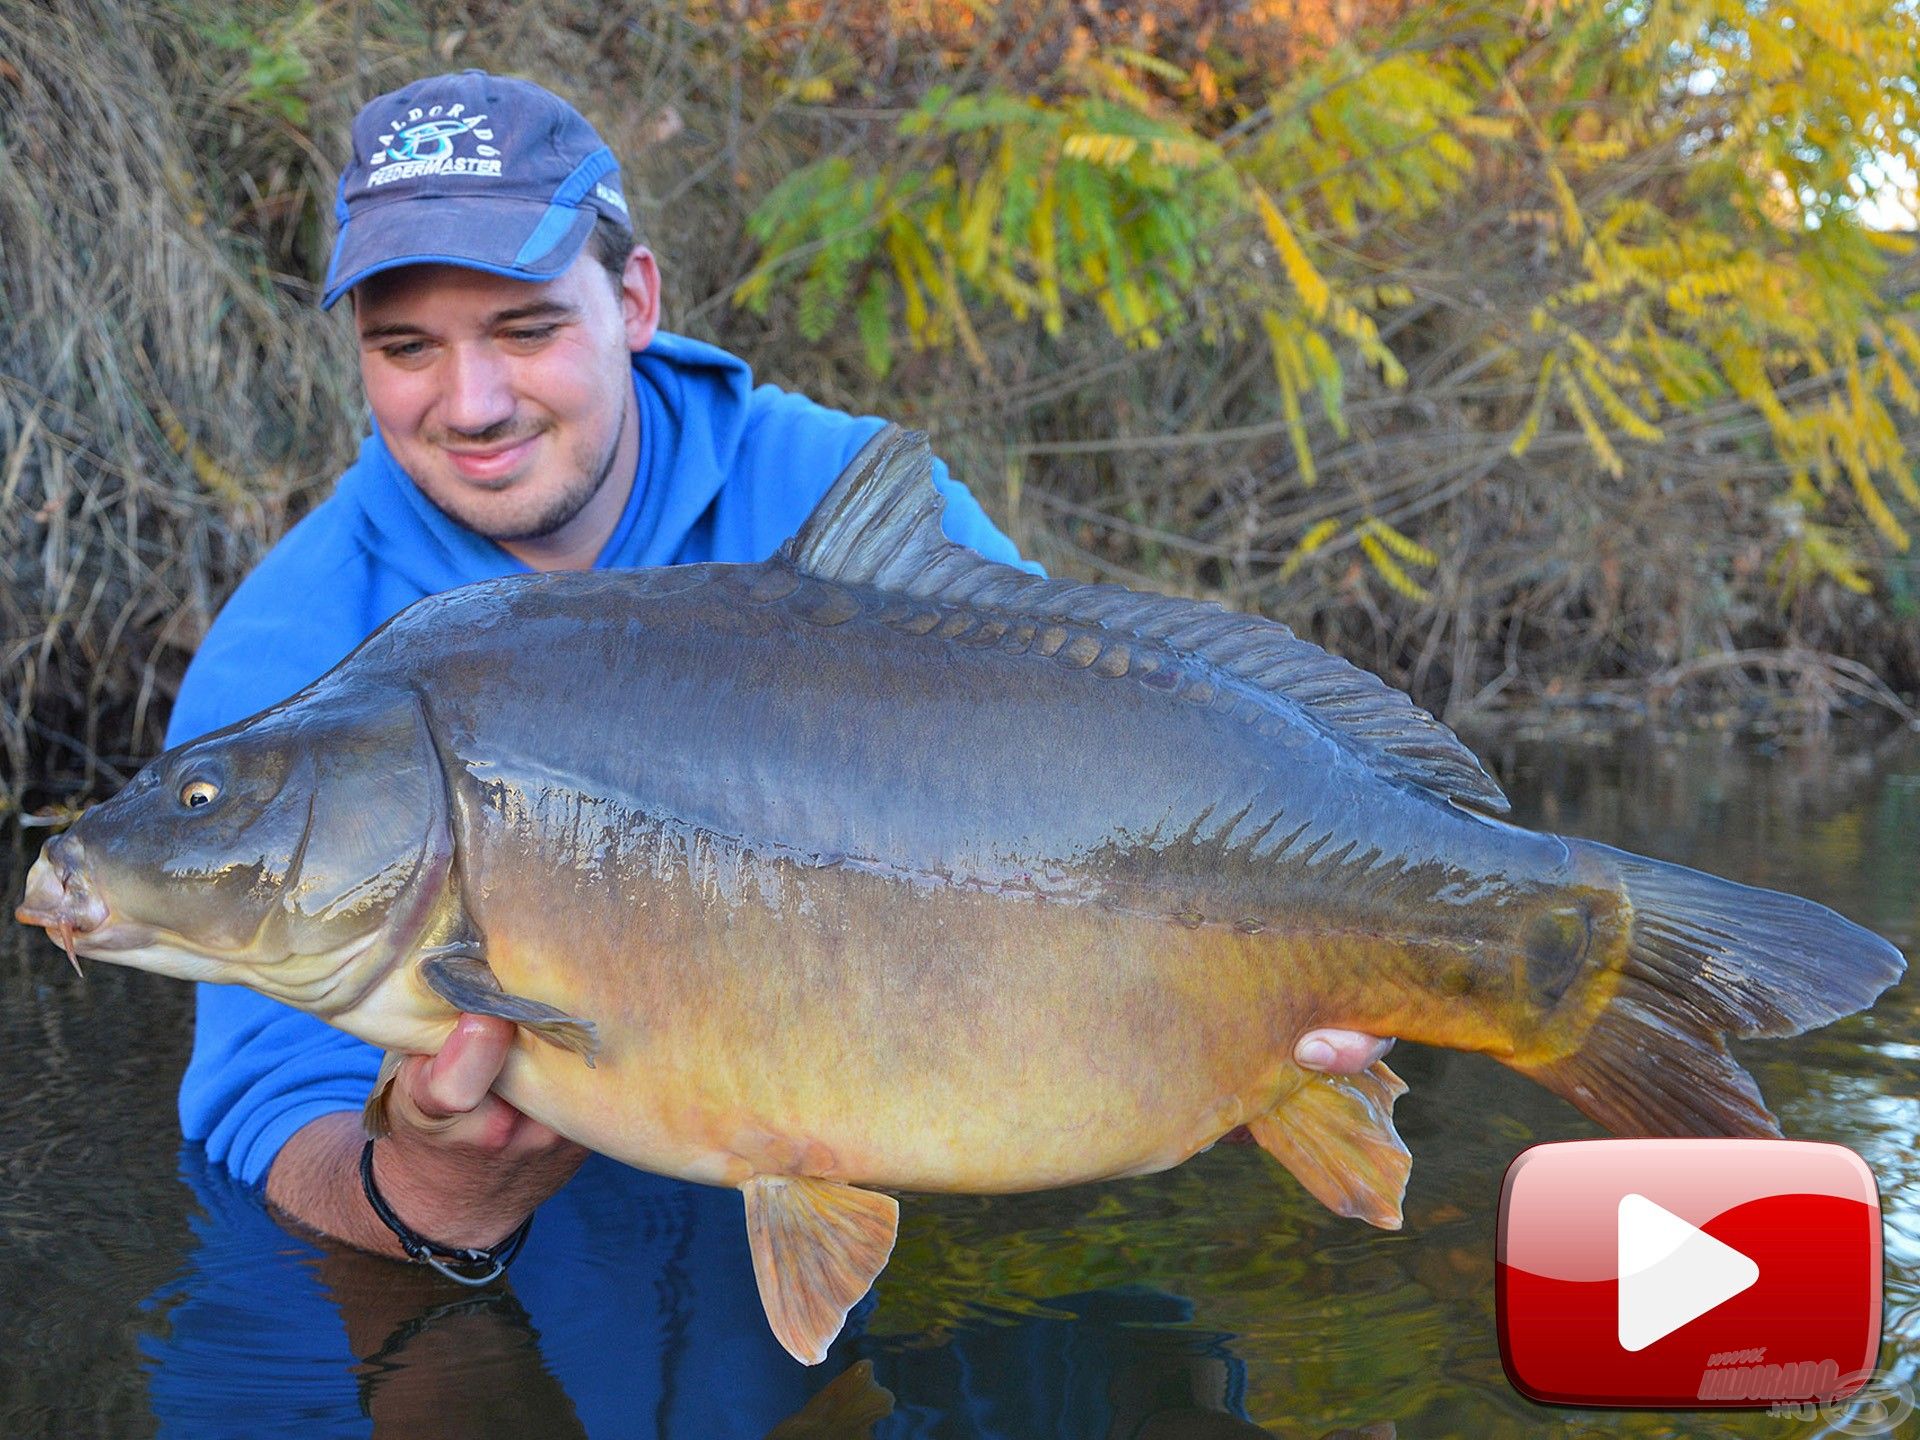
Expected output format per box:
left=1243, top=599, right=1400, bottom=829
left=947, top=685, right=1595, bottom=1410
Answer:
left=2, top=727, right=1915, bottom=1437
left=140, top=1149, right=1357, bottom=1438
left=855, top=1288, right=1397, bottom=1438
left=143, top=1150, right=810, bottom=1438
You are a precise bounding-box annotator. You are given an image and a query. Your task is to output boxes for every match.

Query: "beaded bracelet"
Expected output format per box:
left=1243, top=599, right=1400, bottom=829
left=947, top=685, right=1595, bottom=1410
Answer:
left=358, top=1136, right=533, bottom=1286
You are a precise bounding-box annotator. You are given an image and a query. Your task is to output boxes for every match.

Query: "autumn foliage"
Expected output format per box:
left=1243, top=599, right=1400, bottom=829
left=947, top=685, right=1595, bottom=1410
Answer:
left=737, top=0, right=1920, bottom=602
left=2, top=0, right=1917, bottom=810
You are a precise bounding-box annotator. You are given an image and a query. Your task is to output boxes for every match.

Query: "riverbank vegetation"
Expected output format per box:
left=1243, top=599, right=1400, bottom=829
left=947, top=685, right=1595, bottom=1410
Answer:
left=3, top=0, right=1917, bottom=812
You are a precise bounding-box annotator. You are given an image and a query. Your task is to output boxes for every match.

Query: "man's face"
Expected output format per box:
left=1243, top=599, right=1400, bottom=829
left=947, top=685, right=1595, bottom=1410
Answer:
left=354, top=249, right=658, bottom=544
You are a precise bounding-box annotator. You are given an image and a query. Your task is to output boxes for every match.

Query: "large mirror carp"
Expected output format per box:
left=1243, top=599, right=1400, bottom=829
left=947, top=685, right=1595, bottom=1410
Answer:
left=16, top=426, right=1906, bottom=1364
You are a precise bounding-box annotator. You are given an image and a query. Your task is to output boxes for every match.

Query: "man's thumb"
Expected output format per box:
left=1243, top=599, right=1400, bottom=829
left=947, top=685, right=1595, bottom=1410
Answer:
left=411, top=1014, right=516, bottom=1119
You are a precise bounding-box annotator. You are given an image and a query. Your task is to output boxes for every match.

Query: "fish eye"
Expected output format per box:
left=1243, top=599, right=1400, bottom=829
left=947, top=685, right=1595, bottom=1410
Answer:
left=181, top=779, right=220, bottom=809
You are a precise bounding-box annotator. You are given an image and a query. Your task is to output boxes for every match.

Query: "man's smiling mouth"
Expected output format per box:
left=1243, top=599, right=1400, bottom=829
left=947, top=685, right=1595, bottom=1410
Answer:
left=441, top=433, right=542, bottom=482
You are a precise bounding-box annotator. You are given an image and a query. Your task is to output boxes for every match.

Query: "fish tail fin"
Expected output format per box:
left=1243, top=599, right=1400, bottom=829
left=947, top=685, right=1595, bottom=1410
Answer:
left=1516, top=841, right=1905, bottom=1137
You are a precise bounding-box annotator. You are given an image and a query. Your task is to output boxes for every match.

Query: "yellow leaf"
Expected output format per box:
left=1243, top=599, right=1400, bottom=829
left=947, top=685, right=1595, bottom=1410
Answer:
left=1575, top=356, right=1664, bottom=443
left=956, top=172, right=998, bottom=281
left=1030, top=170, right=1062, bottom=334
left=1546, top=161, right=1585, bottom=244
left=1455, top=113, right=1517, bottom=140
left=1299, top=517, right=1340, bottom=555
left=887, top=230, right=931, bottom=342
left=1063, top=132, right=1138, bottom=166
left=1106, top=45, right=1188, bottom=83
left=1802, top=526, right=1873, bottom=593
left=1359, top=531, right=1432, bottom=601
left=1747, top=22, right=1801, bottom=80
left=1148, top=135, right=1212, bottom=169
left=1261, top=309, right=1317, bottom=486
left=156, top=399, right=247, bottom=504
left=1888, top=460, right=1920, bottom=512
left=1280, top=517, right=1341, bottom=580
left=1511, top=352, right=1559, bottom=457
left=1251, top=188, right=1329, bottom=320
left=1559, top=370, right=1623, bottom=477
left=1194, top=59, right=1219, bottom=109
left=1301, top=328, right=1348, bottom=435
left=1561, top=137, right=1628, bottom=164
left=1323, top=173, right=1360, bottom=235
left=1843, top=453, right=1910, bottom=550
left=1888, top=319, right=1920, bottom=379
left=1327, top=298, right=1406, bottom=387
left=1722, top=341, right=1795, bottom=435
left=1361, top=516, right=1437, bottom=567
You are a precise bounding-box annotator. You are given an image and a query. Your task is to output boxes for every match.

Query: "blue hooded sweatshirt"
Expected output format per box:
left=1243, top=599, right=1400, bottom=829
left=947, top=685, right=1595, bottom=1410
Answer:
left=166, top=331, right=1032, bottom=1186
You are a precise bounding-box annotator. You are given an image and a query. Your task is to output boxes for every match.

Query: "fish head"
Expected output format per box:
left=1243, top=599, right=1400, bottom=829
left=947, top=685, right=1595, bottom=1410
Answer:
left=15, top=683, right=453, bottom=1013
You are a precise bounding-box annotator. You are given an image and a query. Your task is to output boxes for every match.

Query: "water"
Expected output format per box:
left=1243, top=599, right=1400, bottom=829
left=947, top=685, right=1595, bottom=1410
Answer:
left=2, top=726, right=1914, bottom=1439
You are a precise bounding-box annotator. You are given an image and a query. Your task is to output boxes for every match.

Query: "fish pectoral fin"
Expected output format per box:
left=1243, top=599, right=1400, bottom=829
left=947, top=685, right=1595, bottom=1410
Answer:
left=742, top=1175, right=900, bottom=1367
left=761, top=1358, right=895, bottom=1440
left=362, top=1050, right=405, bottom=1139
left=1248, top=1060, right=1410, bottom=1230
left=418, top=951, right=600, bottom=1067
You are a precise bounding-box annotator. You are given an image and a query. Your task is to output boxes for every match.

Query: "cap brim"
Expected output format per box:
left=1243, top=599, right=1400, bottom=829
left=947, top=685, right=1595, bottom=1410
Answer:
left=321, top=194, right=598, bottom=310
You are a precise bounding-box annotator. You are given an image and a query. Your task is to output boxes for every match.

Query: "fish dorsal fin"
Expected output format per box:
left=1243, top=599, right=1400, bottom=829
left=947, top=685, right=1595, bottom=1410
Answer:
left=784, top=425, right=1509, bottom=813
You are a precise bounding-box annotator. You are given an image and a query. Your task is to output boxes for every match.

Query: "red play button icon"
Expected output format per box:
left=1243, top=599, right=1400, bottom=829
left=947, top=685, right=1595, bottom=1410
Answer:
left=1497, top=1139, right=1882, bottom=1408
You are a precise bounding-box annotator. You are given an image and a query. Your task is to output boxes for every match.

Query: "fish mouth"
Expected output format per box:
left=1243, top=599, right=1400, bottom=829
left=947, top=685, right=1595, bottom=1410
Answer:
left=15, top=845, right=111, bottom=977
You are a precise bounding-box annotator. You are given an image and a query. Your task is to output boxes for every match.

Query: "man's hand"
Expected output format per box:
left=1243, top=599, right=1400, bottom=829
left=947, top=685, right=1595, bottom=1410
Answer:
left=1293, top=1029, right=1397, bottom=1075
left=266, top=1016, right=588, bottom=1259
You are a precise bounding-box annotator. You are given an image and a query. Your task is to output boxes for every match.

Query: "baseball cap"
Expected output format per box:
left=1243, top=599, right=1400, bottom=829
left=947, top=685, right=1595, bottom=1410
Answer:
left=321, top=70, right=631, bottom=310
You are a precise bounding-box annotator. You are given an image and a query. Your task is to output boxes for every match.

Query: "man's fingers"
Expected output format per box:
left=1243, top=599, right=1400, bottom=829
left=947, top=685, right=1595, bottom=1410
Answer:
left=1294, top=1029, right=1397, bottom=1076
left=411, top=1015, right=516, bottom=1120
left=382, top=1015, right=576, bottom=1158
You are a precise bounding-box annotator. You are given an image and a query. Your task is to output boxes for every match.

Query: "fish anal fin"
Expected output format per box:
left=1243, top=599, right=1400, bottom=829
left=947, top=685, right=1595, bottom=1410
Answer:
left=1248, top=1061, right=1410, bottom=1230
left=418, top=949, right=599, bottom=1066
left=743, top=1175, right=900, bottom=1366
left=362, top=1049, right=404, bottom=1139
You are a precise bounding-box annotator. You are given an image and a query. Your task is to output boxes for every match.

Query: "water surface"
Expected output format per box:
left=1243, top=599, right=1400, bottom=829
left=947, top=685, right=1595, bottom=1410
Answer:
left=2, top=726, right=1914, bottom=1438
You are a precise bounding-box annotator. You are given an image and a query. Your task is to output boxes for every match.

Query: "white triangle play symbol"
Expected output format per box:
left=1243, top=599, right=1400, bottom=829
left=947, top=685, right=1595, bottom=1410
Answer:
left=1617, top=1193, right=1760, bottom=1352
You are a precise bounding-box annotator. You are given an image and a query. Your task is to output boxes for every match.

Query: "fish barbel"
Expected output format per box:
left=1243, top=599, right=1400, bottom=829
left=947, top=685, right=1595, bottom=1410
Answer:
left=16, top=427, right=1906, bottom=1364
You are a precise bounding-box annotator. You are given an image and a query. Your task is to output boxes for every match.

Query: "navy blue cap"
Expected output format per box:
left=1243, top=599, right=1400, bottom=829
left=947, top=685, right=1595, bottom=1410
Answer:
left=322, top=71, right=631, bottom=310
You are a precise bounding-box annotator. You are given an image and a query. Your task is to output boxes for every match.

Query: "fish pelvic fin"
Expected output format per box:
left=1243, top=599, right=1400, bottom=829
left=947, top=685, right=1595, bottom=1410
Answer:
left=1517, top=840, right=1907, bottom=1137
left=362, top=1049, right=405, bottom=1139
left=743, top=1175, right=900, bottom=1367
left=1248, top=1060, right=1410, bottom=1230
left=418, top=949, right=599, bottom=1066
left=781, top=424, right=1508, bottom=814
left=762, top=1359, right=896, bottom=1440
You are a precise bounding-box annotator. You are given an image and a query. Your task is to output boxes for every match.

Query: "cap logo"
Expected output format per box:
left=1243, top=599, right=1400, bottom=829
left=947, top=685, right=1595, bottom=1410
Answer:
left=368, top=103, right=502, bottom=186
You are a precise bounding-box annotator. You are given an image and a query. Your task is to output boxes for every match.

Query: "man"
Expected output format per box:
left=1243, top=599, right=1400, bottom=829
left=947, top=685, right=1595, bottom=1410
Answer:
left=170, top=70, right=1392, bottom=1284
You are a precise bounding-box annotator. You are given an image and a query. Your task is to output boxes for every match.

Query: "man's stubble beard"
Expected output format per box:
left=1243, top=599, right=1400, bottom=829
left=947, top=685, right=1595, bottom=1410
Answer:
left=424, top=401, right=630, bottom=544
